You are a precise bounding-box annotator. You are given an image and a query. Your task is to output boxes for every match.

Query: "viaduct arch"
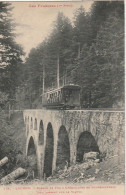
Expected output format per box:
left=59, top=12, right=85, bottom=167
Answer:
left=56, top=125, right=70, bottom=169
left=27, top=136, right=38, bottom=177
left=24, top=109, right=124, bottom=179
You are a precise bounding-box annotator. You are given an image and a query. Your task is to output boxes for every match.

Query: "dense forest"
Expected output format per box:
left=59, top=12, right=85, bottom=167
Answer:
left=0, top=2, right=24, bottom=109
left=0, top=1, right=124, bottom=110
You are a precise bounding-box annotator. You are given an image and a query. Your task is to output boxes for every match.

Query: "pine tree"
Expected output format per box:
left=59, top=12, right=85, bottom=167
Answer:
left=0, top=2, right=24, bottom=103
left=73, top=6, right=91, bottom=50
left=47, top=12, right=73, bottom=80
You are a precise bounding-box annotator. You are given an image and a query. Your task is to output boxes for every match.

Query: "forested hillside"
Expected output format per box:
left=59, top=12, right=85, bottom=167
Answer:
left=0, top=2, right=26, bottom=176
left=2, top=1, right=124, bottom=109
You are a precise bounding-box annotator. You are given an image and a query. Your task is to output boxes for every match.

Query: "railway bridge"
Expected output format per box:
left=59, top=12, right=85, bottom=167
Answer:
left=23, top=109, right=124, bottom=179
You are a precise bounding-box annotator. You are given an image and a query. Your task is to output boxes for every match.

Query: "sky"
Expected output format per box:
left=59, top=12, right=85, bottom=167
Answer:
left=11, top=1, right=93, bottom=56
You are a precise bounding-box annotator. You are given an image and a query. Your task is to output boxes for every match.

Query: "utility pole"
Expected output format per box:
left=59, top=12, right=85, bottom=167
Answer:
left=78, top=42, right=81, bottom=58
left=43, top=63, right=45, bottom=94
left=57, top=55, right=59, bottom=88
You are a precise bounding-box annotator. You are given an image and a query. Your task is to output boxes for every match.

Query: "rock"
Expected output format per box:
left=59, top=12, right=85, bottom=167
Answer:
left=109, top=171, right=113, bottom=173
left=95, top=169, right=100, bottom=174
left=94, top=159, right=100, bottom=163
left=83, top=152, right=99, bottom=161
left=85, top=177, right=95, bottom=182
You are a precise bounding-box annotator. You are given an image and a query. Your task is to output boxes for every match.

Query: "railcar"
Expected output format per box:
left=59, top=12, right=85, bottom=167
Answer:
left=42, top=84, right=81, bottom=109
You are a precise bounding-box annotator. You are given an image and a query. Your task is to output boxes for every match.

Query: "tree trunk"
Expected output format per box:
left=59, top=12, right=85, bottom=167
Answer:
left=0, top=157, right=8, bottom=168
left=1, top=168, right=26, bottom=184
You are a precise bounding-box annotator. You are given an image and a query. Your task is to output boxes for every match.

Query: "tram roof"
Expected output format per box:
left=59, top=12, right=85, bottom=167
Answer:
left=42, top=84, right=80, bottom=95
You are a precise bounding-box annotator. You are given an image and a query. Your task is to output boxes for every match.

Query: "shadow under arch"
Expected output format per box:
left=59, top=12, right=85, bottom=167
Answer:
left=38, top=120, right=44, bottom=145
left=34, top=118, right=37, bottom=130
left=25, top=117, right=27, bottom=124
left=27, top=136, right=38, bottom=177
left=56, top=125, right=70, bottom=170
left=27, top=116, right=29, bottom=129
left=43, top=123, right=54, bottom=178
left=30, top=117, right=33, bottom=129
left=76, top=131, right=100, bottom=163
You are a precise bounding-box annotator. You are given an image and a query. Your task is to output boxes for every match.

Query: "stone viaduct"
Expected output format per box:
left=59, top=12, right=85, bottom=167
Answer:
left=23, top=109, right=124, bottom=179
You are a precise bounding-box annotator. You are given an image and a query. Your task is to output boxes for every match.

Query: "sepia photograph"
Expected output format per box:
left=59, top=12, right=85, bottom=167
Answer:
left=0, top=1, right=125, bottom=194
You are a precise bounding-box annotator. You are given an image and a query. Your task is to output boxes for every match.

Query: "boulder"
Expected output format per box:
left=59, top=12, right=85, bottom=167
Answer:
left=83, top=152, right=99, bottom=161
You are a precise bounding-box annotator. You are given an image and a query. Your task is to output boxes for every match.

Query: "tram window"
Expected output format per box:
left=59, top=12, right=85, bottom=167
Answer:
left=52, top=94, right=53, bottom=102
left=55, top=93, right=57, bottom=102
left=50, top=94, right=52, bottom=103
left=47, top=93, right=49, bottom=103
left=53, top=93, right=55, bottom=102
left=65, top=89, right=69, bottom=96
left=69, top=90, right=72, bottom=96
left=56, top=92, right=58, bottom=101
left=59, top=91, right=61, bottom=99
left=57, top=91, right=59, bottom=101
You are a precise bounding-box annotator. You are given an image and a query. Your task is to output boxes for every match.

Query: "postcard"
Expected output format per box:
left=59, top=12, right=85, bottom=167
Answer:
left=0, top=1, right=125, bottom=195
